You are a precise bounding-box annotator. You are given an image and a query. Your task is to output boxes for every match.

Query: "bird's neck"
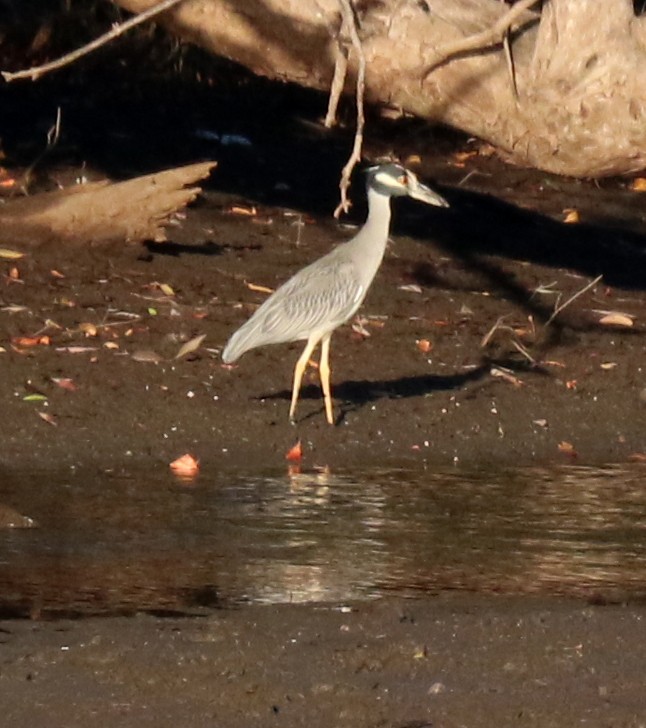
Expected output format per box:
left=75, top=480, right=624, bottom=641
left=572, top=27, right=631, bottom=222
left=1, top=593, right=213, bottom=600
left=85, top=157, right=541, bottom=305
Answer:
left=365, top=188, right=392, bottom=236
left=350, top=188, right=393, bottom=282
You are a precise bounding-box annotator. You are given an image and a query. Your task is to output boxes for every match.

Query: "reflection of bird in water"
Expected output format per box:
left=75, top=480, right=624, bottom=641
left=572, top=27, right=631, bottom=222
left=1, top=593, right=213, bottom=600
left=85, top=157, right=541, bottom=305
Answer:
left=222, top=162, right=449, bottom=424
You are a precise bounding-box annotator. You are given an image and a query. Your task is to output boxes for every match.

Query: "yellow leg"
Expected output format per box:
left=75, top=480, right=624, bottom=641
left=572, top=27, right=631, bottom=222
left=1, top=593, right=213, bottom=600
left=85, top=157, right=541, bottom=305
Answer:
left=319, top=333, right=334, bottom=425
left=289, top=334, right=320, bottom=423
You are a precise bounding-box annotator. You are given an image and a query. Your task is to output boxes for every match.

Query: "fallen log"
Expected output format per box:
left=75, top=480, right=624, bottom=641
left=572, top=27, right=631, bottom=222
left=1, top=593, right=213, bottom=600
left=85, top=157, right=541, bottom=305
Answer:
left=0, top=160, right=216, bottom=247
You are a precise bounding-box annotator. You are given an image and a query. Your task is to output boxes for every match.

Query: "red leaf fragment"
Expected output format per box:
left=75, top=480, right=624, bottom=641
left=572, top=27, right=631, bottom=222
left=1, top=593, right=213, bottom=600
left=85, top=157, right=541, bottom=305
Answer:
left=52, top=377, right=76, bottom=391
left=285, top=440, right=303, bottom=462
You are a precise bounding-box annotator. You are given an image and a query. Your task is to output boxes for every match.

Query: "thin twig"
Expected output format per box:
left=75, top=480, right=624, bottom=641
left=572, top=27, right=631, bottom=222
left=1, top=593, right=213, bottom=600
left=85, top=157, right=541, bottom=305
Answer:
left=480, top=314, right=509, bottom=348
left=334, top=0, right=366, bottom=218
left=325, top=42, right=349, bottom=128
left=19, top=106, right=62, bottom=192
left=2, top=0, right=188, bottom=82
left=545, top=274, right=603, bottom=326
left=500, top=0, right=518, bottom=99
left=423, top=0, right=541, bottom=79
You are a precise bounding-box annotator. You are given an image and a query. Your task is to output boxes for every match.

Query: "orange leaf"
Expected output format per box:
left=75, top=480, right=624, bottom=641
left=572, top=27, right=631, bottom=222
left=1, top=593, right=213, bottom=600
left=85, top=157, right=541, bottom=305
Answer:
left=170, top=453, right=200, bottom=479
left=227, top=205, right=257, bottom=216
left=628, top=453, right=646, bottom=463
left=9, top=266, right=20, bottom=279
left=12, top=335, right=49, bottom=347
left=558, top=441, right=577, bottom=457
left=630, top=177, right=646, bottom=191
left=285, top=440, right=303, bottom=462
left=565, top=379, right=577, bottom=390
left=563, top=208, right=580, bottom=223
left=416, top=339, right=432, bottom=353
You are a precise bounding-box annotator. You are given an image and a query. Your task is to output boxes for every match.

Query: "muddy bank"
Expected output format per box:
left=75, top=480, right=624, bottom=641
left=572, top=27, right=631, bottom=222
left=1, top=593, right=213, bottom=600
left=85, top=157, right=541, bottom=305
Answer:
left=2, top=595, right=645, bottom=727
left=1, top=164, right=646, bottom=472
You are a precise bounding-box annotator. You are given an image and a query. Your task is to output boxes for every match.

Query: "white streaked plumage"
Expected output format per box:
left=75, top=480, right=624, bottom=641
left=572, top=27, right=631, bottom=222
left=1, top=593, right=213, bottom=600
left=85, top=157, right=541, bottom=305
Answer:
left=222, top=162, right=449, bottom=424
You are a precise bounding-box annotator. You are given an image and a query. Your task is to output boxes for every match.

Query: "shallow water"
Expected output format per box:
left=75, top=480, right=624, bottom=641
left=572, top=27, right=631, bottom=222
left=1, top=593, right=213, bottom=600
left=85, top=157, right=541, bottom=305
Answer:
left=1, top=463, right=646, bottom=616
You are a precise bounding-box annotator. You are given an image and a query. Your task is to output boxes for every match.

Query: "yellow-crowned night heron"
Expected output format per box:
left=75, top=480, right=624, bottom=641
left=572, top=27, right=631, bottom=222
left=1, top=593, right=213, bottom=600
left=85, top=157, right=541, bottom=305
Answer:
left=222, top=162, right=449, bottom=424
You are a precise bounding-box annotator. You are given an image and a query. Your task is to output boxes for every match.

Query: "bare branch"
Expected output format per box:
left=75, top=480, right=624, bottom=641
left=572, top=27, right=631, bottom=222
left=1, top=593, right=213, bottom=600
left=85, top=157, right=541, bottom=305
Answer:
left=334, top=0, right=366, bottom=219
left=423, top=0, right=541, bottom=79
left=2, top=0, right=188, bottom=83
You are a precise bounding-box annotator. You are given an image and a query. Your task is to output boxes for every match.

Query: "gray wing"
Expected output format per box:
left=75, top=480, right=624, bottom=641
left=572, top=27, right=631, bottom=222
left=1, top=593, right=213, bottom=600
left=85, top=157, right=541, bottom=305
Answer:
left=222, top=255, right=363, bottom=362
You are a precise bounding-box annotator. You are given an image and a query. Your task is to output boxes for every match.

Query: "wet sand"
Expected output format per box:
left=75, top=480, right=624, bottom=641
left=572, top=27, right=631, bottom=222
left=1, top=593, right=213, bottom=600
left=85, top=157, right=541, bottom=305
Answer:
left=2, top=595, right=645, bottom=727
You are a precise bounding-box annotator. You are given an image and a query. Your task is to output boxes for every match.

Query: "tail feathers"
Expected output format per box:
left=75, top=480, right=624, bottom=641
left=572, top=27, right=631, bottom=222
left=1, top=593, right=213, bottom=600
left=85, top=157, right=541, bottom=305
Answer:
left=222, top=318, right=264, bottom=363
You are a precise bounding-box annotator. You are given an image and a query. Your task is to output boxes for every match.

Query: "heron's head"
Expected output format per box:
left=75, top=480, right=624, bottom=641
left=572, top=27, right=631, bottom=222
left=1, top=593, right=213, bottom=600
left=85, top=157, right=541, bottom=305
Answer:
left=366, top=162, right=449, bottom=207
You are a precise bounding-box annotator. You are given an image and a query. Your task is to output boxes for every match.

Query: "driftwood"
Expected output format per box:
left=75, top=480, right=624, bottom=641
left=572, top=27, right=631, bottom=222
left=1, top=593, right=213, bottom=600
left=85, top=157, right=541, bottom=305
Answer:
left=110, top=0, right=646, bottom=178
left=0, top=161, right=216, bottom=247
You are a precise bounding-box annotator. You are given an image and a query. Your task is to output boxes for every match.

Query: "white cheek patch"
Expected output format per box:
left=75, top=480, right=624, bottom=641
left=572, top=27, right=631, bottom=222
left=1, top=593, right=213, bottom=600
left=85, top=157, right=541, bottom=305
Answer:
left=374, top=171, right=405, bottom=189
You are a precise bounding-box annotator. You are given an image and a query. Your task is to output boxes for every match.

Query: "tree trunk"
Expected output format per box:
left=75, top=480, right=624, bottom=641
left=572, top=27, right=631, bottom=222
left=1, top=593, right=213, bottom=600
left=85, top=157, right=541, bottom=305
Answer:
left=114, top=0, right=646, bottom=177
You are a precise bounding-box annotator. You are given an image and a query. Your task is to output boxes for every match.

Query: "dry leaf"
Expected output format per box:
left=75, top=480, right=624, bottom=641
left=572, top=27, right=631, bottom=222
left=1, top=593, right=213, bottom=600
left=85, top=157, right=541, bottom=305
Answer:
left=351, top=320, right=371, bottom=338
left=404, top=154, right=421, bottom=166
left=159, top=282, right=175, bottom=296
left=600, top=362, right=618, bottom=370
left=558, top=441, right=577, bottom=456
left=399, top=284, right=423, bottom=294
left=490, top=366, right=523, bottom=387
left=131, top=349, right=162, bottom=363
left=563, top=208, right=580, bottom=223
left=0, top=248, right=24, bottom=260
left=9, top=266, right=20, bottom=280
left=175, top=333, right=206, bottom=359
left=55, top=345, right=98, bottom=353
left=52, top=377, right=76, bottom=391
left=450, top=150, right=477, bottom=167
left=246, top=282, right=274, bottom=294
left=565, top=379, right=577, bottom=390
left=12, top=335, right=49, bottom=347
left=37, top=411, right=57, bottom=426
left=79, top=322, right=98, bottom=337
left=416, top=339, right=432, bottom=353
left=630, top=177, right=646, bottom=191
left=628, top=453, right=646, bottom=462
left=170, top=453, right=200, bottom=479
left=285, top=440, right=303, bottom=462
left=598, top=312, right=634, bottom=327
left=103, top=341, right=119, bottom=350
left=227, top=205, right=257, bottom=216
left=50, top=269, right=65, bottom=279
left=478, top=143, right=496, bottom=157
